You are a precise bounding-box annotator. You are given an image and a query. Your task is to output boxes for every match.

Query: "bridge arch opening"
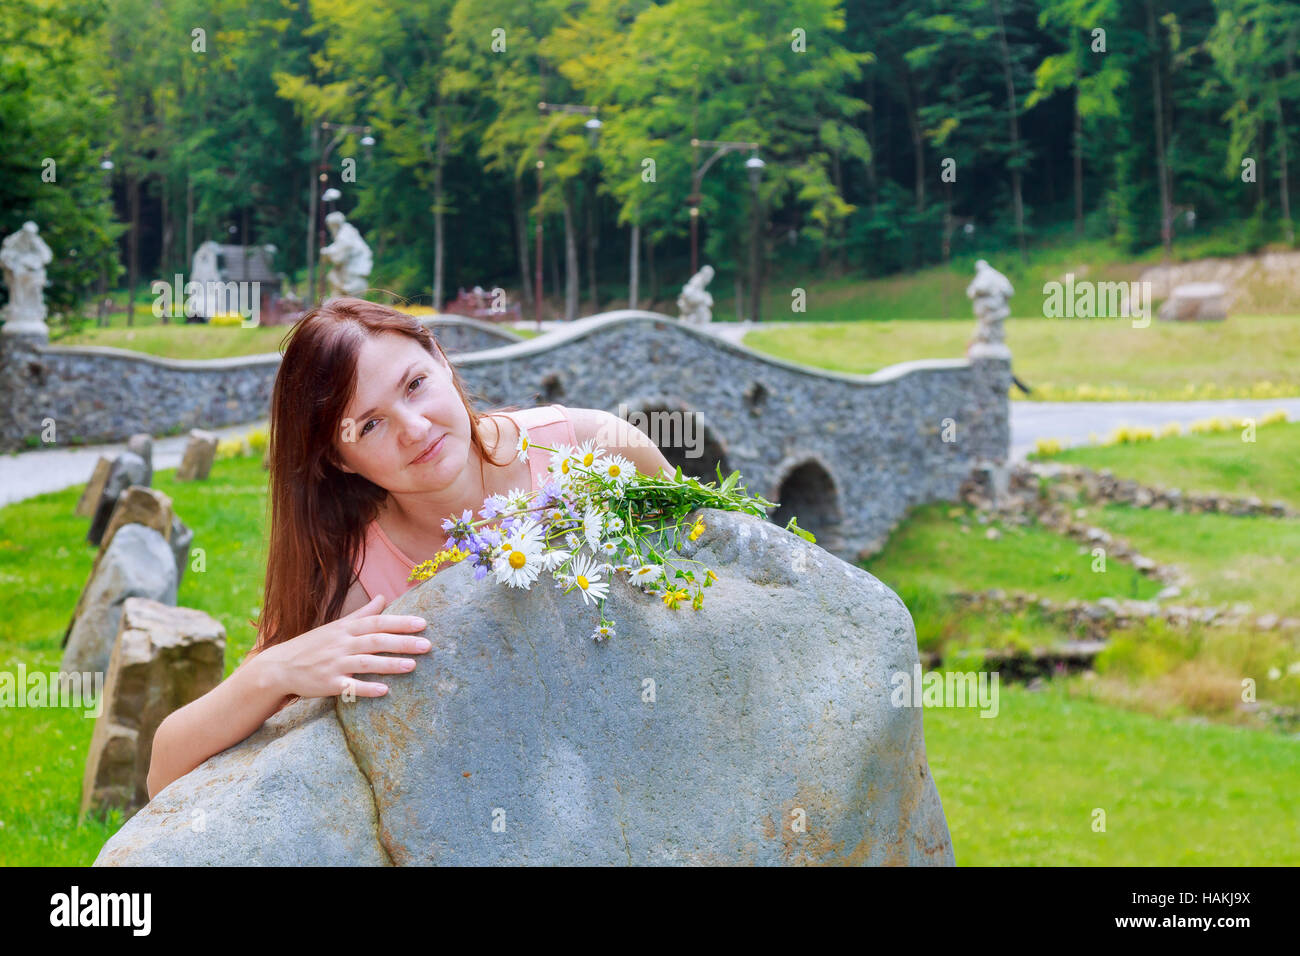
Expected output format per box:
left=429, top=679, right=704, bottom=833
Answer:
left=617, top=401, right=729, bottom=483
left=770, top=460, right=845, bottom=553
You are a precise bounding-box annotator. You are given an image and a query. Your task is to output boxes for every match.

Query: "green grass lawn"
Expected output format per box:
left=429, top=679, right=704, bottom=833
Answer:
left=1035, top=421, right=1300, bottom=508
left=742, top=316, right=1300, bottom=400
left=926, top=681, right=1300, bottom=865
left=52, top=322, right=293, bottom=359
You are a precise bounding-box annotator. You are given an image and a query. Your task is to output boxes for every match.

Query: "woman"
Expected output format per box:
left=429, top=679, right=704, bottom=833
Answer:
left=147, top=297, right=673, bottom=799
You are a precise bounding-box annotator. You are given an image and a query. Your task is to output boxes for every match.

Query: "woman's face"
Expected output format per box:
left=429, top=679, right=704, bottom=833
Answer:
left=333, top=331, right=469, bottom=492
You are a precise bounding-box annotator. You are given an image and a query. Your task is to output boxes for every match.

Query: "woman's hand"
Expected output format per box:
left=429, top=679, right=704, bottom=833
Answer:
left=256, top=593, right=431, bottom=700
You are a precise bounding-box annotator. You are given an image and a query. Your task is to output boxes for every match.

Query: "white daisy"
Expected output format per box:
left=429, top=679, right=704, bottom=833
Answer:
left=605, top=515, right=625, bottom=534
left=541, top=548, right=572, bottom=572
left=573, top=439, right=606, bottom=471
left=565, top=530, right=581, bottom=550
left=515, top=426, right=531, bottom=463
left=582, top=505, right=608, bottom=552
left=546, top=443, right=577, bottom=476
left=595, top=454, right=636, bottom=490
left=591, top=622, right=616, bottom=643
left=598, top=539, right=621, bottom=558
left=563, top=553, right=609, bottom=606
left=492, top=520, right=545, bottom=588
left=630, top=564, right=663, bottom=585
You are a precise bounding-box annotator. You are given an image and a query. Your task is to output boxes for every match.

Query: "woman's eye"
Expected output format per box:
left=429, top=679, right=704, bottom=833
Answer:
left=360, top=419, right=376, bottom=436
left=408, top=376, right=424, bottom=392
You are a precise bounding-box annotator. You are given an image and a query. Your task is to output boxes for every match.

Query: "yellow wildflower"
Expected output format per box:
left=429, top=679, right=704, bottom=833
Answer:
left=688, top=520, right=706, bottom=541
left=662, top=587, right=689, bottom=610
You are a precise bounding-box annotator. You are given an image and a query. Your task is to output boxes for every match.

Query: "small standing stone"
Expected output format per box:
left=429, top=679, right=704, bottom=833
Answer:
left=61, top=524, right=179, bottom=676
left=76, top=457, right=113, bottom=518
left=175, top=430, right=218, bottom=482
left=126, top=433, right=154, bottom=486
left=88, top=451, right=149, bottom=546
left=101, top=486, right=174, bottom=552
left=80, top=597, right=225, bottom=822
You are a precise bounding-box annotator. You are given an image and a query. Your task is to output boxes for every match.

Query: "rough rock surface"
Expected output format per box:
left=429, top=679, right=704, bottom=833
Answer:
left=95, top=508, right=954, bottom=866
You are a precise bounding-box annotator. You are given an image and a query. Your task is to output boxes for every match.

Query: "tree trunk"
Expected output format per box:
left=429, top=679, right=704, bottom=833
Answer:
left=749, top=186, right=763, bottom=322
left=513, top=177, right=533, bottom=309
left=585, top=180, right=598, bottom=312
left=991, top=0, right=1026, bottom=264
left=1146, top=0, right=1173, bottom=259
left=550, top=228, right=562, bottom=313
left=160, top=182, right=171, bottom=323
left=127, top=173, right=140, bottom=327
left=1074, top=62, right=1084, bottom=237
left=186, top=176, right=194, bottom=273
left=629, top=220, right=640, bottom=310
left=562, top=185, right=579, bottom=320
left=1276, top=87, right=1294, bottom=244
left=647, top=237, right=657, bottom=308
left=434, top=126, right=446, bottom=309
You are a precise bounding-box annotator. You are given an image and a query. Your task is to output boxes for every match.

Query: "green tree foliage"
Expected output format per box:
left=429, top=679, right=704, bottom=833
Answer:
left=8, top=0, right=1299, bottom=316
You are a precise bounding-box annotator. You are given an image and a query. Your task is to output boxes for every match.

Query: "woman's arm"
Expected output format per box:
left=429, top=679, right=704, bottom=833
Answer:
left=146, top=577, right=402, bottom=800
left=145, top=647, right=290, bottom=800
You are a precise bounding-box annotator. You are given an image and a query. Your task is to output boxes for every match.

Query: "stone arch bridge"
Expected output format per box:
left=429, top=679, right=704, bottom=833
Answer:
left=0, top=310, right=1009, bottom=562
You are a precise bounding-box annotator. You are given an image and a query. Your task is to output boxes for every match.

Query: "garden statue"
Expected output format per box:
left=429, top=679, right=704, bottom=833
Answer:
left=1, top=221, right=54, bottom=339
left=320, top=212, right=373, bottom=299
left=966, top=259, right=1013, bottom=357
left=677, top=264, right=715, bottom=325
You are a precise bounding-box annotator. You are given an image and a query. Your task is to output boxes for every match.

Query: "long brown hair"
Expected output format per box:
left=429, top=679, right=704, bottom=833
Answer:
left=254, top=297, right=518, bottom=651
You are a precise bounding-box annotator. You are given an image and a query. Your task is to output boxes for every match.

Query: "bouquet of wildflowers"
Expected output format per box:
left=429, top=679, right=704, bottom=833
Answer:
left=407, top=427, right=809, bottom=643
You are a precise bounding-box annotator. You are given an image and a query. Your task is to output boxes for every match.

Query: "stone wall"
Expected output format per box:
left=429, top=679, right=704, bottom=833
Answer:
left=2, top=311, right=1010, bottom=562
left=0, top=317, right=521, bottom=453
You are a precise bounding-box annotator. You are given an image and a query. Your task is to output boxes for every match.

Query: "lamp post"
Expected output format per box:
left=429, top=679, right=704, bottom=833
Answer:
left=97, top=155, right=114, bottom=326
left=687, top=139, right=761, bottom=277
left=745, top=153, right=766, bottom=322
left=535, top=102, right=601, bottom=328
left=306, top=121, right=373, bottom=305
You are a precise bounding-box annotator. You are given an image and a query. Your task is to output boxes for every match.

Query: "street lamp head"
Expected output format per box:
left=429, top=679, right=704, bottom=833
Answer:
left=99, top=158, right=114, bottom=171
left=322, top=188, right=342, bottom=202
left=584, top=117, right=602, bottom=131
left=745, top=155, right=765, bottom=188
left=360, top=134, right=375, bottom=147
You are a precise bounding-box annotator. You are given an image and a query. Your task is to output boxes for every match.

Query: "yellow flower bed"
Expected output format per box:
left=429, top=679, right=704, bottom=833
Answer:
left=1032, top=408, right=1291, bottom=457
left=1016, top=380, right=1300, bottom=402
left=215, top=425, right=271, bottom=461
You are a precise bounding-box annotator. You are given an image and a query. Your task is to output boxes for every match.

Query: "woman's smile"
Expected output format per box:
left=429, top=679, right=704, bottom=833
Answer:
left=410, top=433, right=446, bottom=465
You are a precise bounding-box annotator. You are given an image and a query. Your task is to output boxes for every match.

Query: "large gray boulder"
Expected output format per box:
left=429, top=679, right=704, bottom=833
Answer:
left=95, top=508, right=954, bottom=866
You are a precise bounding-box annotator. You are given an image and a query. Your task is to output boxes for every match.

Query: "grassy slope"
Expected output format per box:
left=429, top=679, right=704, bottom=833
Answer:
left=1036, top=421, right=1300, bottom=508
left=742, top=316, right=1300, bottom=398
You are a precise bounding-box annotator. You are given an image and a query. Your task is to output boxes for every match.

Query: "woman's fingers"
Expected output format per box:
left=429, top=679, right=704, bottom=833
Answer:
left=346, top=612, right=427, bottom=636
left=344, top=654, right=418, bottom=676
left=337, top=676, right=389, bottom=698
left=354, top=632, right=434, bottom=655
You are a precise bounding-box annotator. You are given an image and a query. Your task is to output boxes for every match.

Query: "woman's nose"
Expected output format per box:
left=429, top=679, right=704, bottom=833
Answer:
left=396, top=407, right=432, bottom=444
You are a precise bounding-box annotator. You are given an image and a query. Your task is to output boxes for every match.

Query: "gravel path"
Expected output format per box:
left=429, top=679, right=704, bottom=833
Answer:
left=0, top=420, right=268, bottom=507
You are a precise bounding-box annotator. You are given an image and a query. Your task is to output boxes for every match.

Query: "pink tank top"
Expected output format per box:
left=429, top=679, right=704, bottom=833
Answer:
left=352, top=403, right=579, bottom=603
